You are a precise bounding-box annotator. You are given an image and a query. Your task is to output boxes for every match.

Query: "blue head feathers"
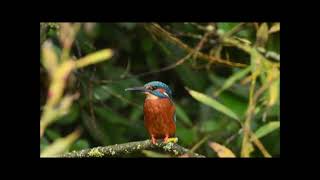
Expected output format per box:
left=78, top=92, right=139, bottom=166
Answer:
left=144, top=81, right=173, bottom=99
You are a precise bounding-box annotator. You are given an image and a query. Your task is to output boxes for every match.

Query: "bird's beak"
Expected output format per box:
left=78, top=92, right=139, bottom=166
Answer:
left=125, top=86, right=149, bottom=93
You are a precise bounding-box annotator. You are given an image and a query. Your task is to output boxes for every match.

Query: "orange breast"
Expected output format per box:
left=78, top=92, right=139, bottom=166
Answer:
left=143, top=98, right=176, bottom=139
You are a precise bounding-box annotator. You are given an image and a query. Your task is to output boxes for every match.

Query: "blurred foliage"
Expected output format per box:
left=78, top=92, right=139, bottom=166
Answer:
left=40, top=22, right=280, bottom=157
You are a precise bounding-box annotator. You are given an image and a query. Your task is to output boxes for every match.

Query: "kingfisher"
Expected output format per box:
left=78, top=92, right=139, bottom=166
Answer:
left=125, top=81, right=176, bottom=144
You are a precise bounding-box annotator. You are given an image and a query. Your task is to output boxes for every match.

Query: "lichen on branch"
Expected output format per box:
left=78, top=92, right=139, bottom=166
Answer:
left=61, top=139, right=205, bottom=158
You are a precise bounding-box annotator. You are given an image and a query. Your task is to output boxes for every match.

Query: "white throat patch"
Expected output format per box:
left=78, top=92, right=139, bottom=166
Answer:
left=145, top=92, right=159, bottom=100
left=163, top=92, right=169, bottom=97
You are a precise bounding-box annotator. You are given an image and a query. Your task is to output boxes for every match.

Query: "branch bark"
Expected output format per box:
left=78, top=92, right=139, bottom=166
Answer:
left=61, top=139, right=205, bottom=158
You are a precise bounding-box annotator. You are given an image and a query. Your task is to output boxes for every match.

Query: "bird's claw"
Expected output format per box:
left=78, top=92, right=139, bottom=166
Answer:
left=151, top=136, right=178, bottom=144
left=164, top=137, right=178, bottom=144
left=151, top=137, right=157, bottom=145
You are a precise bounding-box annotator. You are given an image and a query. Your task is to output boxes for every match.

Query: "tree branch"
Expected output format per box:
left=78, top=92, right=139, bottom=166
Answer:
left=144, top=23, right=248, bottom=68
left=61, top=139, right=205, bottom=158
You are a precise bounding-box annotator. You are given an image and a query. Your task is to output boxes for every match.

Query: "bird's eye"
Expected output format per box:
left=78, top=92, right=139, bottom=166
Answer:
left=147, top=86, right=156, bottom=91
left=146, top=86, right=152, bottom=90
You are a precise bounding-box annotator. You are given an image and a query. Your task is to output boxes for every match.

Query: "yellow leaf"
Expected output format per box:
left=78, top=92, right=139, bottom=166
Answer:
left=41, top=128, right=81, bottom=157
left=269, top=23, right=280, bottom=34
left=209, top=142, right=236, bottom=157
left=47, top=61, right=75, bottom=107
left=234, top=37, right=252, bottom=45
left=41, top=40, right=58, bottom=75
left=58, top=23, right=80, bottom=50
left=256, top=23, right=269, bottom=48
left=268, top=67, right=280, bottom=106
left=75, top=49, right=113, bottom=69
left=58, top=93, right=80, bottom=115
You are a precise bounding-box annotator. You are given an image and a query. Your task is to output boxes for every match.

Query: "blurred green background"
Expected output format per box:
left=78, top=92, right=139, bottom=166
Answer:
left=40, top=22, right=280, bottom=157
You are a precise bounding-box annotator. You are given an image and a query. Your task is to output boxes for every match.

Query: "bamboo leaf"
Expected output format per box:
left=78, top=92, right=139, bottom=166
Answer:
left=75, top=49, right=113, bottom=68
left=47, top=60, right=75, bottom=107
left=186, top=88, right=240, bottom=121
left=40, top=128, right=81, bottom=157
left=256, top=23, right=269, bottom=48
left=209, top=142, right=236, bottom=157
left=269, top=23, right=280, bottom=34
left=267, top=67, right=280, bottom=106
left=41, top=40, right=58, bottom=75
left=175, top=104, right=193, bottom=127
left=215, top=66, right=252, bottom=96
left=252, top=121, right=280, bottom=140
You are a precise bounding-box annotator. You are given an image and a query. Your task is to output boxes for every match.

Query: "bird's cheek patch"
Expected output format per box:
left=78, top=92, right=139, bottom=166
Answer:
left=146, top=92, right=159, bottom=100
left=163, top=92, right=169, bottom=97
left=156, top=88, right=169, bottom=97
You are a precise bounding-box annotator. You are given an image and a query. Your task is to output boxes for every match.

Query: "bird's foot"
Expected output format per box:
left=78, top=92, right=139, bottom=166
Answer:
left=151, top=136, right=157, bottom=145
left=163, top=137, right=178, bottom=144
left=164, top=136, right=169, bottom=143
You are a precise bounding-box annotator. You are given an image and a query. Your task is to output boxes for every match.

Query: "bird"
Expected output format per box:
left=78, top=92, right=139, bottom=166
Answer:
left=125, top=81, right=176, bottom=144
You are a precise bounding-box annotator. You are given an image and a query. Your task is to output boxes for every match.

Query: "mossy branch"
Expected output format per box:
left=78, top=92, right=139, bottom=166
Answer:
left=61, top=139, right=205, bottom=158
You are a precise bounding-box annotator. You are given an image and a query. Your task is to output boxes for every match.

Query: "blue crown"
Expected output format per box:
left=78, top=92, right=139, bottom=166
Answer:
left=144, top=81, right=173, bottom=98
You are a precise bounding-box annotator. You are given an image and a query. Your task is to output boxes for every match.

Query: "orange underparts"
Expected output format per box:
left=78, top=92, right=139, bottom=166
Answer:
left=144, top=97, right=176, bottom=144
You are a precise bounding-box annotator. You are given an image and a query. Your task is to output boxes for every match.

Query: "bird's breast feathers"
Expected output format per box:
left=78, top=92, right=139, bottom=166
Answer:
left=144, top=98, right=174, bottom=114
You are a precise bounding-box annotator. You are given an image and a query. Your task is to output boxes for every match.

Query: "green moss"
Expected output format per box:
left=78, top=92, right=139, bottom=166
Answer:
left=88, top=148, right=104, bottom=157
left=173, top=149, right=179, bottom=155
left=163, top=142, right=174, bottom=151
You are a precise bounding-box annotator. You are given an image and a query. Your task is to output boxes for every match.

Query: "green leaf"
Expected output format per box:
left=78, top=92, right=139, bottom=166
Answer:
left=175, top=104, right=192, bottom=127
left=186, top=88, right=240, bottom=121
left=94, top=106, right=131, bottom=126
left=129, top=107, right=143, bottom=122
left=200, top=119, right=222, bottom=133
left=40, top=137, right=50, bottom=152
left=252, top=121, right=280, bottom=140
left=93, top=85, right=111, bottom=102
left=215, top=66, right=252, bottom=96
left=142, top=37, right=154, bottom=52
left=208, top=73, right=249, bottom=99
left=45, top=129, right=61, bottom=141
left=218, top=91, right=248, bottom=118
left=56, top=104, right=79, bottom=125
left=217, top=23, right=238, bottom=34
left=256, top=23, right=269, bottom=48
left=70, top=139, right=90, bottom=151
left=118, top=23, right=137, bottom=30
left=176, top=126, right=197, bottom=145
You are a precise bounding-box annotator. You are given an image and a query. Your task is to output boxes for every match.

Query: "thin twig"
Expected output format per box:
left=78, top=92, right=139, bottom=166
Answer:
left=102, top=86, right=142, bottom=110
left=241, top=69, right=276, bottom=157
left=94, top=28, right=213, bottom=85
left=86, top=79, right=108, bottom=144
left=189, top=135, right=210, bottom=153
left=145, top=23, right=247, bottom=68
left=225, top=129, right=243, bottom=145
left=223, top=22, right=246, bottom=37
